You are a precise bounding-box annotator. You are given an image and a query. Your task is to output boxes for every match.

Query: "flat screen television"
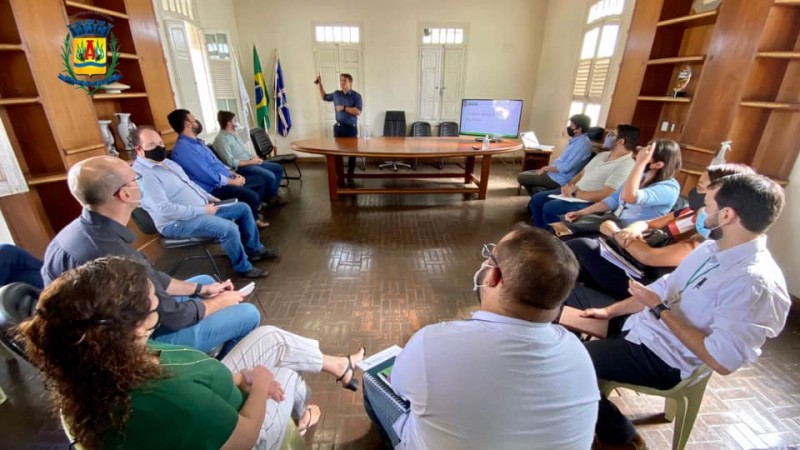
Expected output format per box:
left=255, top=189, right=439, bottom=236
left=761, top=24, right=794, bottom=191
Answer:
left=458, top=99, right=523, bottom=139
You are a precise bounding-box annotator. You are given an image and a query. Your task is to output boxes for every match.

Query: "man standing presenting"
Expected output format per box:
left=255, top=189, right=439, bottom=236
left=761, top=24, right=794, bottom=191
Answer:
left=316, top=73, right=363, bottom=176
left=578, top=173, right=790, bottom=449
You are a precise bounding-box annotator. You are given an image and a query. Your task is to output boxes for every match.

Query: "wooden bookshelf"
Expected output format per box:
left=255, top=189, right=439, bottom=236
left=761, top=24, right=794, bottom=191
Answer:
left=0, top=97, right=38, bottom=105
left=637, top=96, right=691, bottom=103
left=63, top=0, right=128, bottom=19
left=774, top=0, right=800, bottom=5
left=756, top=51, right=800, bottom=59
left=92, top=92, right=149, bottom=100
left=0, top=43, right=22, bottom=51
left=657, top=11, right=717, bottom=28
left=118, top=52, right=139, bottom=60
left=680, top=143, right=715, bottom=155
left=740, top=101, right=800, bottom=111
left=647, top=55, right=705, bottom=65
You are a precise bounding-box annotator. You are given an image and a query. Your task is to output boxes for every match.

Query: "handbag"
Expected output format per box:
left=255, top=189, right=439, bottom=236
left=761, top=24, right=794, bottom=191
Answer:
left=549, top=213, right=620, bottom=238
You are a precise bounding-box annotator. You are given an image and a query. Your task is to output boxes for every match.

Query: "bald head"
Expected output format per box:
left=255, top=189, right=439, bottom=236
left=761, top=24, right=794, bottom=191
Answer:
left=68, top=156, right=131, bottom=208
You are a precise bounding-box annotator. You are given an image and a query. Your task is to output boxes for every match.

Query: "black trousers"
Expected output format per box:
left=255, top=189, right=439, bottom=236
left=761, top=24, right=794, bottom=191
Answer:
left=586, top=335, right=682, bottom=444
left=334, top=122, right=358, bottom=174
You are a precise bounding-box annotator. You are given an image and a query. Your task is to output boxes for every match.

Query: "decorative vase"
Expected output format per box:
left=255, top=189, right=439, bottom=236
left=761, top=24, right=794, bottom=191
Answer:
left=114, top=113, right=136, bottom=151
left=98, top=120, right=118, bottom=156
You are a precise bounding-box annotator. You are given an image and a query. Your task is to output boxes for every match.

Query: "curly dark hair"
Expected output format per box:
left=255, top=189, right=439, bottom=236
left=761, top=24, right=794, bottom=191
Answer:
left=18, top=256, right=163, bottom=450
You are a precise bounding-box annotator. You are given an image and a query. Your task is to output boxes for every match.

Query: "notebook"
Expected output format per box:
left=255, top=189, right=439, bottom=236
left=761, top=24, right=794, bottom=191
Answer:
left=363, top=356, right=410, bottom=414
left=598, top=238, right=644, bottom=279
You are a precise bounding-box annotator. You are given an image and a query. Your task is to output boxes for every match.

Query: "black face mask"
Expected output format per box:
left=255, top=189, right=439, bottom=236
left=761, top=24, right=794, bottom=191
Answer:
left=144, top=145, right=166, bottom=162
left=687, top=188, right=705, bottom=212
left=193, top=121, right=203, bottom=135
left=566, top=127, right=576, bottom=137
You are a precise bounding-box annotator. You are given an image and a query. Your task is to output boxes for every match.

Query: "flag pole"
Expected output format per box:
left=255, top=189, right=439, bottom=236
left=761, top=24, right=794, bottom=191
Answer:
left=272, top=49, right=279, bottom=155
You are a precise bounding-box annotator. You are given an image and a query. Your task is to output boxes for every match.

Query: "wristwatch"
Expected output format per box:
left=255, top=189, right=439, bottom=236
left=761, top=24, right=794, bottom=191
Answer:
left=193, top=283, right=203, bottom=297
left=649, top=302, right=671, bottom=320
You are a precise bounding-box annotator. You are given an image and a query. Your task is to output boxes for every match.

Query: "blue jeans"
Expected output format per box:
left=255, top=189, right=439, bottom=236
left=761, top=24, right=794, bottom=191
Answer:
left=161, top=203, right=264, bottom=273
left=530, top=189, right=585, bottom=230
left=237, top=162, right=283, bottom=198
left=211, top=178, right=266, bottom=218
left=153, top=275, right=261, bottom=357
left=0, top=244, right=43, bottom=288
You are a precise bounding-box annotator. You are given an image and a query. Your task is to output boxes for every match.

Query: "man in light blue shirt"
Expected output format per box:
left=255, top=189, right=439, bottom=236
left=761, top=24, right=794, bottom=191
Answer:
left=363, top=224, right=599, bottom=449
left=132, top=126, right=274, bottom=279
left=518, top=114, right=593, bottom=195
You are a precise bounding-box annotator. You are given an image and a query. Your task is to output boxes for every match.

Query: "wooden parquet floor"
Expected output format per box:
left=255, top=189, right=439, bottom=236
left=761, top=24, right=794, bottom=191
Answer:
left=1, top=160, right=798, bottom=449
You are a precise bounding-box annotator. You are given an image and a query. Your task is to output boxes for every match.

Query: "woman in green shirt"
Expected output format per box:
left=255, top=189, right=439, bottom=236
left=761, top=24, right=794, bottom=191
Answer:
left=19, top=257, right=365, bottom=450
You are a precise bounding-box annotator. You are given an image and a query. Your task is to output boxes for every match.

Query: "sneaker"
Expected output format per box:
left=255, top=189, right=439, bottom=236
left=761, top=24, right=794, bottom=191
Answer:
left=248, top=248, right=279, bottom=261
left=238, top=267, right=269, bottom=279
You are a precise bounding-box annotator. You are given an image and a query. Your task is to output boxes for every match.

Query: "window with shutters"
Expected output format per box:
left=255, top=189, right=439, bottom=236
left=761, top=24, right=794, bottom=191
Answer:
left=205, top=32, right=239, bottom=127
left=570, top=0, right=625, bottom=126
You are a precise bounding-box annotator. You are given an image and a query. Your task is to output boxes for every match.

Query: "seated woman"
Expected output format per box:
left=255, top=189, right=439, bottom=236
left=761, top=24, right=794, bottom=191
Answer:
left=19, top=256, right=365, bottom=450
left=567, top=162, right=755, bottom=300
left=563, top=138, right=682, bottom=232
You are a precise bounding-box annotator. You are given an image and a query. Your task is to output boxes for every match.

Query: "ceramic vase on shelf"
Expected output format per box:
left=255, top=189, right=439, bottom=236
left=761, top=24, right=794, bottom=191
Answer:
left=98, top=120, right=118, bottom=157
left=114, top=113, right=136, bottom=151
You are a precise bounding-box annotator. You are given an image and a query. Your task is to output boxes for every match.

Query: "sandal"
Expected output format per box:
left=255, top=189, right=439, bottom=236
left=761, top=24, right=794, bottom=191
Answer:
left=296, top=404, right=321, bottom=436
left=335, top=346, right=365, bottom=392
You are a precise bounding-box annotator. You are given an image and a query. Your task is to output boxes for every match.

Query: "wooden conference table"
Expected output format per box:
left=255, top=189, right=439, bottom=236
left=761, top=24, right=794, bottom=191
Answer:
left=291, top=137, right=522, bottom=201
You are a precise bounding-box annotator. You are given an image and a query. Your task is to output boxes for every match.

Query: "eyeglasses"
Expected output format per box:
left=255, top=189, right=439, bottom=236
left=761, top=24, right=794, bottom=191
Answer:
left=115, top=172, right=142, bottom=195
left=482, top=243, right=500, bottom=269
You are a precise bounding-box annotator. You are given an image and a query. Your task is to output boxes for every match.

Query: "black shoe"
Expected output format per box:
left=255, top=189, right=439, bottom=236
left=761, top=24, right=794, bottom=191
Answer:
left=248, top=248, right=279, bottom=261
left=238, top=267, right=269, bottom=279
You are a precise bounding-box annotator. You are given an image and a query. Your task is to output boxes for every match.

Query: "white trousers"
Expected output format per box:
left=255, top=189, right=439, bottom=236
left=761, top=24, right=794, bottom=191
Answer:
left=221, top=326, right=324, bottom=450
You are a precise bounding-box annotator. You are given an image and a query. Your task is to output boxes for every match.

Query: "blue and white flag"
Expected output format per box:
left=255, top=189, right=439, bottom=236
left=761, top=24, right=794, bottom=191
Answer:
left=275, top=59, right=292, bottom=137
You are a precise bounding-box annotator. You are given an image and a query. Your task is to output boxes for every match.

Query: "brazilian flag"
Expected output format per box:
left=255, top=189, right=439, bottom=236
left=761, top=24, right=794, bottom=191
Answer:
left=253, top=46, right=270, bottom=130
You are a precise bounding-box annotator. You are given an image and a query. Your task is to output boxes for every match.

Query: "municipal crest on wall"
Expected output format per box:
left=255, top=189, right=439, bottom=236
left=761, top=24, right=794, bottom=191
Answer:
left=57, top=17, right=121, bottom=95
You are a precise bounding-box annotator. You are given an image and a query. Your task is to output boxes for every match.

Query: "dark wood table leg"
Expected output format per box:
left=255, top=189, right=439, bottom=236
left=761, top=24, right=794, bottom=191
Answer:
left=326, top=155, right=340, bottom=200
left=478, top=155, right=492, bottom=199
left=334, top=156, right=345, bottom=187
left=464, top=156, right=476, bottom=184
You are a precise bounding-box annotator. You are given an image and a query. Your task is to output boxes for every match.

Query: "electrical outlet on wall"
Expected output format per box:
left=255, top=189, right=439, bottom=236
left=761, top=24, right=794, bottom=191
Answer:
left=661, top=121, right=669, bottom=132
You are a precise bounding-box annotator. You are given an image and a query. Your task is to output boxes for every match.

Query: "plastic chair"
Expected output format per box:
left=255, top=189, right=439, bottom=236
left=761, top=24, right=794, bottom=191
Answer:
left=130, top=208, right=222, bottom=279
left=599, top=364, right=713, bottom=450
left=379, top=111, right=411, bottom=171
left=250, top=128, right=302, bottom=184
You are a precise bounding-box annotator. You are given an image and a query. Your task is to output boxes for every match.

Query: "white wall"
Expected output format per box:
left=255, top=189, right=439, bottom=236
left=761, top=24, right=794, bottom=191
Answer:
left=231, top=0, right=548, bottom=154
left=768, top=156, right=800, bottom=298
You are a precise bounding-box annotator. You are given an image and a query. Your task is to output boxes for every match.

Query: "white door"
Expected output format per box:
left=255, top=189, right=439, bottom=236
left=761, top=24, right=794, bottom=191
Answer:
left=417, top=45, right=465, bottom=123
left=164, top=20, right=203, bottom=121
left=314, top=44, right=364, bottom=137
left=418, top=46, right=442, bottom=121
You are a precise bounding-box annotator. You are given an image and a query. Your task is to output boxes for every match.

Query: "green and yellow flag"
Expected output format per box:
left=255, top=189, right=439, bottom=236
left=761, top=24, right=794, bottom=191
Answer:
left=253, top=46, right=270, bottom=129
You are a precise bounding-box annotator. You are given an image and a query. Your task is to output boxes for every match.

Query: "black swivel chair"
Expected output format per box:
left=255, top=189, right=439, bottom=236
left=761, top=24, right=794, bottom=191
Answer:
left=379, top=111, right=411, bottom=171
left=0, top=282, right=39, bottom=362
left=130, top=207, right=222, bottom=279
left=436, top=121, right=460, bottom=169
left=250, top=128, right=302, bottom=185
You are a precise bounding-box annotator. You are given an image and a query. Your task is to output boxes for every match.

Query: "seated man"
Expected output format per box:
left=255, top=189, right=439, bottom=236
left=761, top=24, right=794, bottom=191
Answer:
left=517, top=113, right=593, bottom=195
left=531, top=124, right=639, bottom=230
left=42, top=155, right=260, bottom=356
left=364, top=224, right=599, bottom=449
left=167, top=108, right=269, bottom=227
left=575, top=174, right=789, bottom=449
left=213, top=110, right=287, bottom=208
left=0, top=244, right=43, bottom=288
left=132, top=126, right=274, bottom=279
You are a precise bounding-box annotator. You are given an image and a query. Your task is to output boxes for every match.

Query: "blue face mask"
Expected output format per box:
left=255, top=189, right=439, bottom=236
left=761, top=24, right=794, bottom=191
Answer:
left=695, top=208, right=721, bottom=240
left=603, top=133, right=616, bottom=149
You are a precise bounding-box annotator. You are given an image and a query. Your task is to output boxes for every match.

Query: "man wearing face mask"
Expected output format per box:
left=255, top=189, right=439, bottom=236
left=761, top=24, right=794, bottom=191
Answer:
left=168, top=109, right=269, bottom=227
left=530, top=124, right=638, bottom=230
left=363, top=224, right=599, bottom=449
left=132, top=126, right=275, bottom=279
left=573, top=174, right=789, bottom=450
left=41, top=155, right=260, bottom=357
left=517, top=114, right=593, bottom=195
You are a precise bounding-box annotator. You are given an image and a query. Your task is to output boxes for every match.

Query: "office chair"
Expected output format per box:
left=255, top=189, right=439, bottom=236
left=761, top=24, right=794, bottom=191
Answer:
left=250, top=128, right=302, bottom=185
left=379, top=111, right=411, bottom=171
left=131, top=207, right=222, bottom=279
left=436, top=121, right=460, bottom=169
left=409, top=121, right=432, bottom=169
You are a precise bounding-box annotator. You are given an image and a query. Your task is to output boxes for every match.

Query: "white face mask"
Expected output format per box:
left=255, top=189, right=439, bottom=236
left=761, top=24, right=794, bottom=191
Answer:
left=472, top=261, right=494, bottom=292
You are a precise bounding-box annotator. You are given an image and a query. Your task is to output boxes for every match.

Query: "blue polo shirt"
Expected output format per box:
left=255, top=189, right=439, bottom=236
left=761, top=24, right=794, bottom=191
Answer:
left=548, top=134, right=593, bottom=185
left=171, top=135, right=233, bottom=192
left=323, top=90, right=362, bottom=126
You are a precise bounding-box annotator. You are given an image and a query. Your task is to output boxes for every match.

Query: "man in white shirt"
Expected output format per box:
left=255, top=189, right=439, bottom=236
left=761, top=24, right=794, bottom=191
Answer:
left=580, top=173, right=789, bottom=450
left=364, top=224, right=600, bottom=449
left=530, top=124, right=638, bottom=230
